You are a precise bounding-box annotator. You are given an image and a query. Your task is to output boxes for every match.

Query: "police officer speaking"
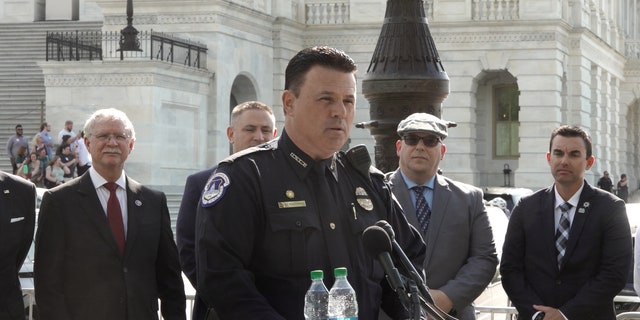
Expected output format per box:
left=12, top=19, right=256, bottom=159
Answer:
left=195, top=46, right=426, bottom=319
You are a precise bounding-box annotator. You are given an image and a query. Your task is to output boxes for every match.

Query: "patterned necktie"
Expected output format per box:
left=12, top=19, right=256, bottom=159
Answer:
left=104, top=182, right=125, bottom=255
left=411, top=186, right=432, bottom=234
left=555, top=202, right=572, bottom=269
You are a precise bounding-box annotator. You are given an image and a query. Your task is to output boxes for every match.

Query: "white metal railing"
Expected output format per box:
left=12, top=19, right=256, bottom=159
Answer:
left=472, top=0, right=519, bottom=20
left=475, top=307, right=640, bottom=320
left=305, top=2, right=349, bottom=24
left=22, top=289, right=35, bottom=320
left=475, top=306, right=518, bottom=320
left=21, top=289, right=196, bottom=320
left=617, top=312, right=640, bottom=319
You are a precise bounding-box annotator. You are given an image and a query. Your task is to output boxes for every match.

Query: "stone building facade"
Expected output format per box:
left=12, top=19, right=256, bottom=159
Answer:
left=3, top=0, right=639, bottom=192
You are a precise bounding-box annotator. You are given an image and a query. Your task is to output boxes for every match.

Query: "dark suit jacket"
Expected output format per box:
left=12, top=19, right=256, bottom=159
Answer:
left=176, top=166, right=215, bottom=320
left=386, top=170, right=498, bottom=320
left=500, top=182, right=631, bottom=320
left=34, top=173, right=186, bottom=320
left=0, top=172, right=36, bottom=320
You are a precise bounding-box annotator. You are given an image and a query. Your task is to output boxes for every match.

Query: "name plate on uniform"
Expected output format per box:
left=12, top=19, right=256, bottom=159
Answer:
left=278, top=200, right=307, bottom=208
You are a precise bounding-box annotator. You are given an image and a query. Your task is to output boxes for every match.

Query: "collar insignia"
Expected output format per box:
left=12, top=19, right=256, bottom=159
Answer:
left=289, top=152, right=307, bottom=168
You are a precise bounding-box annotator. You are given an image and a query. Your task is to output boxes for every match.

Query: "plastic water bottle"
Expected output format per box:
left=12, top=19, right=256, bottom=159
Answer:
left=328, top=267, right=358, bottom=320
left=304, top=270, right=329, bottom=320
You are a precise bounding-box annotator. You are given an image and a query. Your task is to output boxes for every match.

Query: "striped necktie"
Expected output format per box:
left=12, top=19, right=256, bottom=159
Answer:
left=555, top=202, right=572, bottom=269
left=411, top=186, right=432, bottom=234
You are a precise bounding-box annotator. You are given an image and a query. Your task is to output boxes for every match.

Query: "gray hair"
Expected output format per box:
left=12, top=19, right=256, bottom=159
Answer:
left=84, top=108, right=136, bottom=140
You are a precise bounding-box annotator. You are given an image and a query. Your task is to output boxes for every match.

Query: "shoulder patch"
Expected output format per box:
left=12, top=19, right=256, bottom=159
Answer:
left=201, top=172, right=231, bottom=207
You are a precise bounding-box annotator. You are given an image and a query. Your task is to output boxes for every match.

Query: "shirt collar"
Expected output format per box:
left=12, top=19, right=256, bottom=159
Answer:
left=553, top=182, right=584, bottom=209
left=400, top=170, right=436, bottom=190
left=280, top=129, right=338, bottom=181
left=89, top=167, right=126, bottom=190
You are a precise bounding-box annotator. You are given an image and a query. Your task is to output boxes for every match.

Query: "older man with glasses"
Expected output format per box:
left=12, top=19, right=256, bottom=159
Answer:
left=384, top=113, right=497, bottom=320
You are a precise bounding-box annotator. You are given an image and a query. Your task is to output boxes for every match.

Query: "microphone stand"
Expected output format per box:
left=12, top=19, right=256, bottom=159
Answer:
left=375, top=221, right=457, bottom=320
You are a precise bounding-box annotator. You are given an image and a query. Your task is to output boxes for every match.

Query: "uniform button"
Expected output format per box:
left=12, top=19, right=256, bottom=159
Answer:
left=295, top=221, right=302, bottom=227
left=329, top=223, right=336, bottom=229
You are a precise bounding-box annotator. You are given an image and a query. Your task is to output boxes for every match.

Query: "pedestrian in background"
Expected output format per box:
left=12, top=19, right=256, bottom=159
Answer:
left=596, top=170, right=613, bottom=193
left=617, top=173, right=629, bottom=202
left=38, top=122, right=54, bottom=159
left=6, top=124, right=29, bottom=175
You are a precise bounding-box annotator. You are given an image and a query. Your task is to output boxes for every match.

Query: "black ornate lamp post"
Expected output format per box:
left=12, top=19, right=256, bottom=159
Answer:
left=117, top=0, right=142, bottom=59
left=360, top=0, right=450, bottom=172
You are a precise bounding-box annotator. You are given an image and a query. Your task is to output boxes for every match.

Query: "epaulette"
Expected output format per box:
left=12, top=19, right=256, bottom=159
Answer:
left=369, top=165, right=384, bottom=178
left=219, top=139, right=278, bottom=164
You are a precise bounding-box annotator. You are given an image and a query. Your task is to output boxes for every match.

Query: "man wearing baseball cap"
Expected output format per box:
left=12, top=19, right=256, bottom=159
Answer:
left=384, top=113, right=497, bottom=320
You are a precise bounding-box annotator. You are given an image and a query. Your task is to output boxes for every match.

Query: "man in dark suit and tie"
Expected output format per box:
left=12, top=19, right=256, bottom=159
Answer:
left=385, top=113, right=498, bottom=319
left=500, top=125, right=631, bottom=320
left=0, top=170, right=36, bottom=320
left=176, top=101, right=276, bottom=320
left=34, top=108, right=186, bottom=320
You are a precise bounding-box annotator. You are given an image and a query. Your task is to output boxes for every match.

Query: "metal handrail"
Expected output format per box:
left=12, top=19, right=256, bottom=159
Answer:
left=45, top=30, right=208, bottom=70
left=617, top=312, right=640, bottom=319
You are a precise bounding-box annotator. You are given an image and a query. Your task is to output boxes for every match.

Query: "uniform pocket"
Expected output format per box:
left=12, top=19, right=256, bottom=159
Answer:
left=268, top=209, right=320, bottom=232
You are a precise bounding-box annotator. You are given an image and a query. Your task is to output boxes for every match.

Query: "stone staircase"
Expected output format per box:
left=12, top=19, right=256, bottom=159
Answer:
left=0, top=20, right=192, bottom=232
left=0, top=20, right=102, bottom=174
left=166, top=192, right=184, bottom=236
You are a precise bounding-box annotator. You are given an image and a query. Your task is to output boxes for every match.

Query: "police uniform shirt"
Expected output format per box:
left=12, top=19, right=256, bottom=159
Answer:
left=195, top=129, right=425, bottom=320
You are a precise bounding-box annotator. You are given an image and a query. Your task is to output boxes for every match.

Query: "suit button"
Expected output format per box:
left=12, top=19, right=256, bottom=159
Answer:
left=556, top=279, right=562, bottom=285
left=123, top=267, right=128, bottom=273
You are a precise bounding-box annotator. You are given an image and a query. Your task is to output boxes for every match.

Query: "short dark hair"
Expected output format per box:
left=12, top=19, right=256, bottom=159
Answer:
left=15, top=124, right=22, bottom=129
left=40, top=122, right=48, bottom=131
left=549, top=125, right=593, bottom=159
left=284, top=46, right=357, bottom=96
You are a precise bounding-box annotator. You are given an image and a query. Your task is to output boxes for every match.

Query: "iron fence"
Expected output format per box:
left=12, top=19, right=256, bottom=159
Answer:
left=46, top=30, right=207, bottom=69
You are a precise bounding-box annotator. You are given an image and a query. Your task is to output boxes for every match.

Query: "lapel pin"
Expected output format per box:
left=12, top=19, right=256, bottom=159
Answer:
left=135, top=200, right=142, bottom=206
left=3, top=189, right=9, bottom=194
left=583, top=202, right=590, bottom=208
left=578, top=208, right=586, bottom=213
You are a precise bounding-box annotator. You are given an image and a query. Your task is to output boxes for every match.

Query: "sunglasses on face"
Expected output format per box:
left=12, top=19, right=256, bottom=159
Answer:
left=402, top=135, right=441, bottom=147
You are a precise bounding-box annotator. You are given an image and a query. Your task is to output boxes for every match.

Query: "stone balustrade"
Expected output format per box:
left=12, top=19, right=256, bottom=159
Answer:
left=305, top=1, right=350, bottom=24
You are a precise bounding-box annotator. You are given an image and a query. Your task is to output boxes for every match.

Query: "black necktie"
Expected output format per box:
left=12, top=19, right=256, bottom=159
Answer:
left=310, top=161, right=350, bottom=271
left=411, top=186, right=432, bottom=234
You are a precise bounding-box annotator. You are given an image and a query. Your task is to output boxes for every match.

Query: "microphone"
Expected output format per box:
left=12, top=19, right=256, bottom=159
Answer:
left=374, top=220, right=435, bottom=305
left=364, top=224, right=452, bottom=320
left=362, top=225, right=412, bottom=311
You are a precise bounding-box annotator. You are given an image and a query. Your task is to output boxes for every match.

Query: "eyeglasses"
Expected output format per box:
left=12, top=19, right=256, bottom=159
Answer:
left=93, top=133, right=129, bottom=143
left=402, top=135, right=441, bottom=147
